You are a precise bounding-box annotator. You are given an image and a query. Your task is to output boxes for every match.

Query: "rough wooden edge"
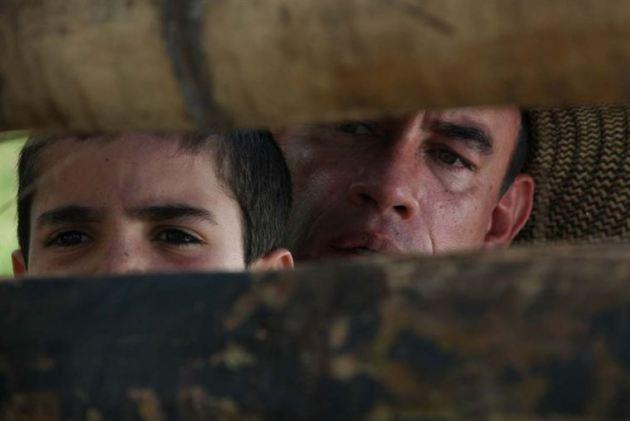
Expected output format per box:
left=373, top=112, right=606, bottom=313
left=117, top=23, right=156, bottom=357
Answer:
left=1, top=244, right=630, bottom=419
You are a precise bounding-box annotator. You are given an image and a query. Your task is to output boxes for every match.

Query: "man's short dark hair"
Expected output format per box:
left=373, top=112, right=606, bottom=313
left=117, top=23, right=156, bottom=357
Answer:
left=500, top=110, right=530, bottom=195
left=16, top=130, right=292, bottom=266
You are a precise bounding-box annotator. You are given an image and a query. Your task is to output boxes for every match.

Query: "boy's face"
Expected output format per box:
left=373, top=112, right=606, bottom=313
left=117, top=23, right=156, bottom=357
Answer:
left=13, top=135, right=247, bottom=276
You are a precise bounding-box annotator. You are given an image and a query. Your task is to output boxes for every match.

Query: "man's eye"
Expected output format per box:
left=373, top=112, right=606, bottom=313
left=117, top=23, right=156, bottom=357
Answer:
left=336, top=122, right=375, bottom=136
left=429, top=148, right=474, bottom=170
left=45, top=231, right=91, bottom=247
left=154, top=229, right=202, bottom=246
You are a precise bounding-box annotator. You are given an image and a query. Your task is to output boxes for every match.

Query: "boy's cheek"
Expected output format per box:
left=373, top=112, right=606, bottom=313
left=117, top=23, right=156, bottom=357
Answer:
left=154, top=246, right=246, bottom=272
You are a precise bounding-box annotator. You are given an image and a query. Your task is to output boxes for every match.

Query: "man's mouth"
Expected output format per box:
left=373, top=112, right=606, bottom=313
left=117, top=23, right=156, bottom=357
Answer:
left=328, top=246, right=376, bottom=257
left=325, top=232, right=399, bottom=258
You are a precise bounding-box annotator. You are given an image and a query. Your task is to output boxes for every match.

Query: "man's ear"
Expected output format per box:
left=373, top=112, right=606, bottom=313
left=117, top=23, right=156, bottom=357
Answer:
left=484, top=174, right=535, bottom=248
left=11, top=250, right=27, bottom=277
left=249, top=248, right=294, bottom=271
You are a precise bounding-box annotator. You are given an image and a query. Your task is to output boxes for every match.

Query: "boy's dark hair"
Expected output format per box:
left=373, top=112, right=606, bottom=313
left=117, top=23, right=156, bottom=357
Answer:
left=16, top=131, right=292, bottom=266
left=500, top=109, right=530, bottom=196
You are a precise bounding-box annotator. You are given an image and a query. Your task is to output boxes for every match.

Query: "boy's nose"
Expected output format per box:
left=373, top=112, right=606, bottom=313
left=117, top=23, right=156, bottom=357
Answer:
left=97, top=238, right=151, bottom=275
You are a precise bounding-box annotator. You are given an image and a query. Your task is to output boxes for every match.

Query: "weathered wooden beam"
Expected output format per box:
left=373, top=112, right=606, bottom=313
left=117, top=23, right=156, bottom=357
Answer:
left=1, top=244, right=630, bottom=419
left=1, top=1, right=630, bottom=131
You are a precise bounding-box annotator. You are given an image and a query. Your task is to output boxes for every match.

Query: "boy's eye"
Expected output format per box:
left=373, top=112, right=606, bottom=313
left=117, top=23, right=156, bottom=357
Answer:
left=154, top=229, right=202, bottom=246
left=45, top=231, right=91, bottom=248
left=429, top=148, right=474, bottom=170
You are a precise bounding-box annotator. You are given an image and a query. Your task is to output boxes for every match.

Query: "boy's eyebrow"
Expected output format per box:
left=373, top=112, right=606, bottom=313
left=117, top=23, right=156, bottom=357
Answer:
left=430, top=121, right=494, bottom=155
left=127, top=204, right=217, bottom=225
left=36, top=205, right=103, bottom=228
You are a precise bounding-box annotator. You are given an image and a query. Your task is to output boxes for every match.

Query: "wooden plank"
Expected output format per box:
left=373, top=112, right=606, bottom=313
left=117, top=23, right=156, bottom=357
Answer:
left=1, top=0, right=630, bottom=131
left=1, top=244, right=630, bottom=419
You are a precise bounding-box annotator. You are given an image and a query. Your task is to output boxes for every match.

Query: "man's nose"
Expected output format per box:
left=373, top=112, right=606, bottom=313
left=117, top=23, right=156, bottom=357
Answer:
left=349, top=175, right=419, bottom=219
left=348, top=117, right=422, bottom=219
left=348, top=157, right=421, bottom=220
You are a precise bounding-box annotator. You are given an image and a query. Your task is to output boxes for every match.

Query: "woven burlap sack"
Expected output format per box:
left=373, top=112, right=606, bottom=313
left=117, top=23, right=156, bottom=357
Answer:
left=516, top=104, right=630, bottom=244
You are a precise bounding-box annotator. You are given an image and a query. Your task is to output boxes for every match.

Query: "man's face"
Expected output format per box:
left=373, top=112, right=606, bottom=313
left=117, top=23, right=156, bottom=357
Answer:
left=276, top=107, right=525, bottom=261
left=19, top=135, right=246, bottom=276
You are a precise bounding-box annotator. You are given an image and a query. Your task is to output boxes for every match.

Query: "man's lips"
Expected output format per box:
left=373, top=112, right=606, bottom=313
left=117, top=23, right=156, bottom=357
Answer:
left=326, top=232, right=401, bottom=257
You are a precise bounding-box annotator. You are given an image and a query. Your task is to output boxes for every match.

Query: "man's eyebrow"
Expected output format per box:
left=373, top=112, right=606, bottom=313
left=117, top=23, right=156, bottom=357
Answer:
left=430, top=121, right=494, bottom=155
left=36, top=206, right=103, bottom=228
left=128, top=204, right=217, bottom=225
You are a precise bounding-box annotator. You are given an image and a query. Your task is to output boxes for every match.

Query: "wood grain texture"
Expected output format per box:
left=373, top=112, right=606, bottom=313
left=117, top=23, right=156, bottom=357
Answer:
left=1, top=0, right=630, bottom=130
left=1, top=244, right=630, bottom=419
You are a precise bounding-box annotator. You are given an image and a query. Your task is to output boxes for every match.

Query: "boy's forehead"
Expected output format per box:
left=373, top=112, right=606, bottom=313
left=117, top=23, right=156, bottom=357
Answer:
left=38, top=134, right=218, bottom=179
left=39, top=134, right=205, bottom=164
left=31, top=135, right=230, bottom=212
